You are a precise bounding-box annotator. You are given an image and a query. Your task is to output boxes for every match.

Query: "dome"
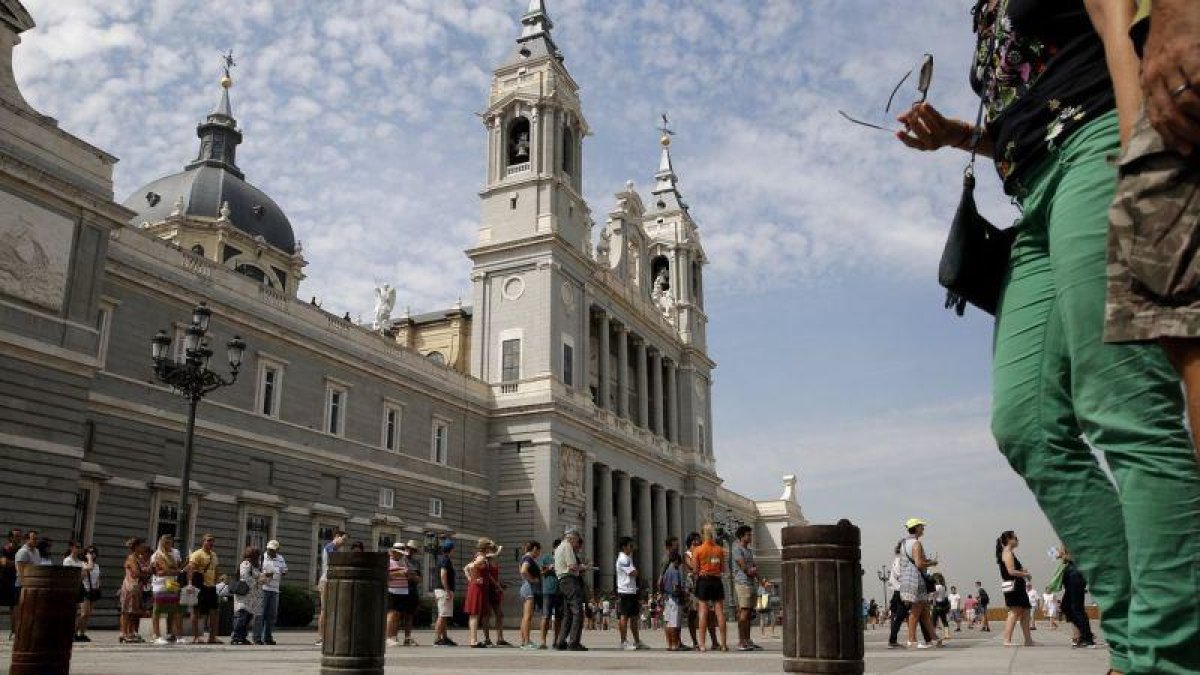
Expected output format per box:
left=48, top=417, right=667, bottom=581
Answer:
left=122, top=75, right=296, bottom=254
left=124, top=164, right=296, bottom=254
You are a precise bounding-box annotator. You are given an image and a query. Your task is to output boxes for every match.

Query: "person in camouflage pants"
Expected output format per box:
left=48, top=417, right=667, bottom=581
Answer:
left=1105, top=0, right=1200, bottom=457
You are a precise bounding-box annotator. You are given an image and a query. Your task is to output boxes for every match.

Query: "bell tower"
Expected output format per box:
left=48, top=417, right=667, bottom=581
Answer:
left=476, top=0, right=590, bottom=253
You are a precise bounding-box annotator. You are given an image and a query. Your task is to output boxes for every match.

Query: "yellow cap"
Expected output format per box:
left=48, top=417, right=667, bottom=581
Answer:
left=905, top=518, right=927, bottom=530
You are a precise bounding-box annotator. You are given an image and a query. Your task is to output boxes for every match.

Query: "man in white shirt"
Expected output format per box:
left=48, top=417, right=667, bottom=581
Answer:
left=947, top=586, right=963, bottom=632
left=255, top=540, right=287, bottom=645
left=615, top=537, right=645, bottom=650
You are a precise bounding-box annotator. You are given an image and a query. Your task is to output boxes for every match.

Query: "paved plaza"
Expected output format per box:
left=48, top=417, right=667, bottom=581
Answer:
left=1, top=624, right=1109, bottom=674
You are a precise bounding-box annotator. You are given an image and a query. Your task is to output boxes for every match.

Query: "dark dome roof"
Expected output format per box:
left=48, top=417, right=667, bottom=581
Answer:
left=124, top=165, right=296, bottom=254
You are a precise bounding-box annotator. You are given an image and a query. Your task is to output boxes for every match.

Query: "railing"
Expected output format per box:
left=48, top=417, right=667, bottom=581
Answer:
left=505, top=162, right=530, bottom=177
left=500, top=383, right=519, bottom=394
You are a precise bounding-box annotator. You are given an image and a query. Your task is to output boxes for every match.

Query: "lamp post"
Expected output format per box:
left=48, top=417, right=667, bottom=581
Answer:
left=151, top=302, right=245, bottom=555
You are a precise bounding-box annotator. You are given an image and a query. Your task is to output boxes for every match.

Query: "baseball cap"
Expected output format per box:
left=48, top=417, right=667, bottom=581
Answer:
left=441, top=539, right=455, bottom=552
left=265, top=540, right=280, bottom=551
left=905, top=518, right=927, bottom=530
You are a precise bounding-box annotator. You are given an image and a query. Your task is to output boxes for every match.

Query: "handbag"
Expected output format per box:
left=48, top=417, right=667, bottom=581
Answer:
left=937, top=0, right=1015, bottom=316
left=1000, top=580, right=1016, bottom=593
left=179, top=584, right=200, bottom=607
left=233, top=579, right=251, bottom=596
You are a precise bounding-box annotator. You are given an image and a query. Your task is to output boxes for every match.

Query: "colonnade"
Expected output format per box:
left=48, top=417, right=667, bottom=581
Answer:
left=590, top=463, right=685, bottom=594
left=588, top=307, right=682, bottom=443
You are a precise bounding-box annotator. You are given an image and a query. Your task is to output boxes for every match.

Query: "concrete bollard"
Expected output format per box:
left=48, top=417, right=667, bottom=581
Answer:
left=321, top=552, right=388, bottom=675
left=9, top=566, right=79, bottom=675
left=782, top=520, right=864, bottom=675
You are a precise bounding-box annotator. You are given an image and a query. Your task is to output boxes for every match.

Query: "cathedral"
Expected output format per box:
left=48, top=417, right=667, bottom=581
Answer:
left=0, top=0, right=803, bottom=622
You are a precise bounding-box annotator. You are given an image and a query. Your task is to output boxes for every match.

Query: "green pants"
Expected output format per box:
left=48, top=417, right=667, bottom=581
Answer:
left=992, top=111, right=1200, bottom=675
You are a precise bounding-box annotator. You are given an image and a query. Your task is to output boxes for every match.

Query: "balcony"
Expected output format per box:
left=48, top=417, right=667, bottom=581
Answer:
left=505, top=162, right=530, bottom=177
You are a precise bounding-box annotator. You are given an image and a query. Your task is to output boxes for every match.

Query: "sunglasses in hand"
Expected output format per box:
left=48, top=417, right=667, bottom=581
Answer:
left=839, top=53, right=934, bottom=132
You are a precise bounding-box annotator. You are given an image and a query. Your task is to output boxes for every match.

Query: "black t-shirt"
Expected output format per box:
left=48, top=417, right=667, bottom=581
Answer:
left=969, top=0, right=1114, bottom=194
left=437, top=554, right=455, bottom=592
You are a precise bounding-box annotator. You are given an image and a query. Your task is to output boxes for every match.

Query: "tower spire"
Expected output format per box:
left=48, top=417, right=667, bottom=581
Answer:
left=519, top=0, right=553, bottom=42
left=653, top=113, right=681, bottom=199
left=187, top=49, right=244, bottom=179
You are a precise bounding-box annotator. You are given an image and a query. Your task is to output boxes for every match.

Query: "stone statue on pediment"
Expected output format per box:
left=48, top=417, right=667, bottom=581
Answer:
left=373, top=283, right=396, bottom=331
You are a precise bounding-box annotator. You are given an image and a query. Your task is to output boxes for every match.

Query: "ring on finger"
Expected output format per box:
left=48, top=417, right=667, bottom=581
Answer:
left=1172, top=82, right=1192, bottom=98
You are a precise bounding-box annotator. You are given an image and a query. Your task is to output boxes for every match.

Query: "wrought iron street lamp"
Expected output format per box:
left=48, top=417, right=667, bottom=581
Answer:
left=877, top=565, right=890, bottom=608
left=150, top=302, right=244, bottom=555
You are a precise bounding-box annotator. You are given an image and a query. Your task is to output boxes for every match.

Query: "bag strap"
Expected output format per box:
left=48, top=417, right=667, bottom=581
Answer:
left=966, top=0, right=1011, bottom=176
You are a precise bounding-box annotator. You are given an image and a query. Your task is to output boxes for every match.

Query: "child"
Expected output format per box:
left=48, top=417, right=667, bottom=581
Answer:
left=661, top=553, right=686, bottom=651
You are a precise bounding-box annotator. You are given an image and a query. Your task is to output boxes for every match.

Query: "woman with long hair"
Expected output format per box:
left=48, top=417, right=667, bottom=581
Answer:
left=898, top=520, right=941, bottom=649
left=231, top=546, right=263, bottom=645
left=518, top=541, right=542, bottom=649
left=996, top=531, right=1034, bottom=646
left=894, top=1, right=1200, bottom=672
left=464, top=538, right=493, bottom=648
left=150, top=534, right=185, bottom=644
left=691, top=523, right=728, bottom=652
left=119, top=538, right=146, bottom=643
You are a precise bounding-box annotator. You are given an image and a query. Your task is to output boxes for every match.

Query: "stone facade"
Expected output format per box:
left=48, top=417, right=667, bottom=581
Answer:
left=0, top=0, right=804, bottom=626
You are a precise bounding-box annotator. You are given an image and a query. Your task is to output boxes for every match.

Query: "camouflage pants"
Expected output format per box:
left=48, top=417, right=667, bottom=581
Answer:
left=1105, top=110, right=1200, bottom=342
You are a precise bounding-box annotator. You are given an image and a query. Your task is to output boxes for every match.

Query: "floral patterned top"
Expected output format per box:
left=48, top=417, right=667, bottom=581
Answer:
left=969, top=0, right=1114, bottom=195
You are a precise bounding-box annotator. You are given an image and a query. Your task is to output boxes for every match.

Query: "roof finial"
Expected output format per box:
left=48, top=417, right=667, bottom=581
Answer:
left=658, top=112, right=674, bottom=147
left=653, top=112, right=680, bottom=197
left=220, top=49, right=236, bottom=89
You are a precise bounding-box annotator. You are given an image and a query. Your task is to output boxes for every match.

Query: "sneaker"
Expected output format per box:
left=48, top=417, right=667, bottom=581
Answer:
left=314, top=639, right=323, bottom=647
left=916, top=643, right=931, bottom=650
left=444, top=638, right=458, bottom=646
left=748, top=641, right=763, bottom=651
left=538, top=643, right=548, bottom=650
left=887, top=642, right=901, bottom=649
left=737, top=644, right=754, bottom=651
left=495, top=639, right=512, bottom=647
left=622, top=641, right=637, bottom=651
left=386, top=638, right=401, bottom=647
left=471, top=642, right=487, bottom=649
left=568, top=644, right=588, bottom=651
left=1074, top=640, right=1097, bottom=649
left=635, top=642, right=649, bottom=650
left=166, top=634, right=177, bottom=643
left=253, top=639, right=264, bottom=645
left=483, top=638, right=493, bottom=647
left=521, top=642, right=538, bottom=650
left=403, top=638, right=417, bottom=647
left=153, top=637, right=170, bottom=646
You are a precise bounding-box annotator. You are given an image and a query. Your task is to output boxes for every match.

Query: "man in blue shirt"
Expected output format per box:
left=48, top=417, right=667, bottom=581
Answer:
left=315, top=530, right=346, bottom=647
left=434, top=539, right=457, bottom=646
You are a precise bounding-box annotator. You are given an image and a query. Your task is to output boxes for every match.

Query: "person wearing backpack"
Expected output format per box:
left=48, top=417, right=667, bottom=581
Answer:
left=975, top=581, right=991, bottom=632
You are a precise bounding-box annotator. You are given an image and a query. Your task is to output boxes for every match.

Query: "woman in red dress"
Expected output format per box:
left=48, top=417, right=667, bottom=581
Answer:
left=464, top=538, right=493, bottom=648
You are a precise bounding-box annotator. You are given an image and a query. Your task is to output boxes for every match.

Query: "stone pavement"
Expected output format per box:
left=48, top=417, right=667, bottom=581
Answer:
left=0, top=623, right=1110, bottom=674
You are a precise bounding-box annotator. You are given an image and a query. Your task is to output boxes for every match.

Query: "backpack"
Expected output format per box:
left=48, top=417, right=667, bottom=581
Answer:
left=978, top=588, right=990, bottom=605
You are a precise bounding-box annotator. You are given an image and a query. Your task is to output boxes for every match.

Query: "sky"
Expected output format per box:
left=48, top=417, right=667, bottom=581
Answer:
left=14, top=0, right=1075, bottom=596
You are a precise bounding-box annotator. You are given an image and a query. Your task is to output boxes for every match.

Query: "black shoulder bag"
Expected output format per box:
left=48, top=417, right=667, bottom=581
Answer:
left=937, top=0, right=1015, bottom=317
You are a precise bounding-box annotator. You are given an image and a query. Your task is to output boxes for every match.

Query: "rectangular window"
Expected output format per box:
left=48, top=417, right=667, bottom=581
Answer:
left=429, top=497, right=443, bottom=518
left=563, top=343, right=574, bottom=387
left=152, top=495, right=196, bottom=545
left=376, top=532, right=397, bottom=552
left=501, top=338, right=521, bottom=382
left=261, top=367, right=278, bottom=416
left=325, top=384, right=347, bottom=436
left=72, top=486, right=93, bottom=545
left=379, top=487, right=395, bottom=509
left=244, top=512, right=274, bottom=551
left=381, top=403, right=403, bottom=452
left=431, top=421, right=449, bottom=465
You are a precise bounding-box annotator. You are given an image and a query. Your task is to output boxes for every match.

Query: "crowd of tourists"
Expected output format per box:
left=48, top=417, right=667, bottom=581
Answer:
left=889, top=0, right=1200, bottom=673
left=879, top=519, right=1102, bottom=655
left=2, top=522, right=778, bottom=652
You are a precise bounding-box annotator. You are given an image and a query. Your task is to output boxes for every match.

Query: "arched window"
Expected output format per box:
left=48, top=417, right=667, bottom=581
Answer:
left=190, top=244, right=205, bottom=257
left=561, top=125, right=574, bottom=174
left=235, top=263, right=269, bottom=285
left=506, top=117, right=531, bottom=167
left=651, top=256, right=671, bottom=293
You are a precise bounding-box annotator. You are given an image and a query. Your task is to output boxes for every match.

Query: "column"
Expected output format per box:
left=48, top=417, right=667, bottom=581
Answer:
left=636, top=479, right=654, bottom=580
left=651, top=350, right=664, bottom=437
left=667, top=362, right=679, bottom=443
left=652, top=485, right=668, bottom=580
left=579, top=297, right=590, bottom=393
left=583, top=455, right=595, bottom=588
left=616, top=326, right=629, bottom=419
left=598, top=312, right=611, bottom=410
left=595, top=465, right=614, bottom=593
left=616, top=471, right=632, bottom=539
left=668, top=490, right=683, bottom=545
left=636, top=340, right=649, bottom=428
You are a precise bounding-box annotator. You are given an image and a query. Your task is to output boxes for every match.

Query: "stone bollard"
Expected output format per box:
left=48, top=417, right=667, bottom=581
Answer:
left=10, top=566, right=79, bottom=675
left=321, top=551, right=388, bottom=675
left=782, top=520, right=864, bottom=675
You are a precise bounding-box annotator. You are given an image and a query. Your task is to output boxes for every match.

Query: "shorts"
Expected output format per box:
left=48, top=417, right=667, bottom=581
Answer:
left=194, top=586, right=219, bottom=613
left=520, top=581, right=542, bottom=601
left=695, top=576, right=725, bottom=603
left=618, top=593, right=640, bottom=619
left=1105, top=110, right=1200, bottom=343
left=664, top=597, right=681, bottom=628
left=388, top=592, right=417, bottom=614
left=734, top=583, right=755, bottom=610
left=541, top=592, right=561, bottom=619
left=434, top=589, right=453, bottom=618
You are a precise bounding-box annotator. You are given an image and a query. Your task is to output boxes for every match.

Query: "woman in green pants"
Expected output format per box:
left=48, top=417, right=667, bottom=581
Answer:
left=895, top=1, right=1200, bottom=673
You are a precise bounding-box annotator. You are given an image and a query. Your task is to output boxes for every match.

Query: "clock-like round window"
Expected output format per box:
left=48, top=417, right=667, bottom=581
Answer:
left=502, top=276, right=525, bottom=301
